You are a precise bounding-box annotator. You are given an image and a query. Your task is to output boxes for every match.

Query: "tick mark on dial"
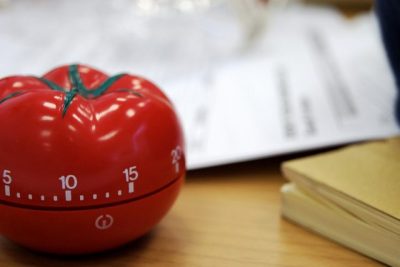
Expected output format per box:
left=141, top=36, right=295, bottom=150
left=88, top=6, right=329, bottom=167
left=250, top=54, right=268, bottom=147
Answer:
left=65, top=190, right=72, bottom=201
left=128, top=182, right=134, bottom=193
left=4, top=185, right=10, bottom=197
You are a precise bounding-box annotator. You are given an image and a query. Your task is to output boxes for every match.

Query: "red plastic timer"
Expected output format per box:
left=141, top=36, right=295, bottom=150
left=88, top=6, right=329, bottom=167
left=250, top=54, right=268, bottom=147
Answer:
left=0, top=64, right=185, bottom=254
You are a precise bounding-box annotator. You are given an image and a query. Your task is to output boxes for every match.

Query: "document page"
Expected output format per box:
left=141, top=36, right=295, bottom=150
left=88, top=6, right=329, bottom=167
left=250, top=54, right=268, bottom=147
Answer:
left=0, top=2, right=398, bottom=169
left=163, top=7, right=399, bottom=168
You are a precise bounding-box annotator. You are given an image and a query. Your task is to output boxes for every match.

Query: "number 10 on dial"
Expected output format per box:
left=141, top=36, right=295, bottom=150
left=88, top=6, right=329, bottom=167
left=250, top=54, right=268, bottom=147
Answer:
left=59, top=175, right=78, bottom=201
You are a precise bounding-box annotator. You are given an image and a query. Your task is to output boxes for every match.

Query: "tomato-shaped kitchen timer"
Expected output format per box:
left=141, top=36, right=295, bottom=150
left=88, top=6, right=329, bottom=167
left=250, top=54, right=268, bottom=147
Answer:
left=0, top=64, right=185, bottom=254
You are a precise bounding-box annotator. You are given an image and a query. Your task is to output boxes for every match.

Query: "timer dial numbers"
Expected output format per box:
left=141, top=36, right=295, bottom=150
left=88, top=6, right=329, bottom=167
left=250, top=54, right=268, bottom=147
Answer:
left=59, top=175, right=78, bottom=190
left=0, top=166, right=143, bottom=204
left=2, top=170, right=12, bottom=185
left=2, top=169, right=12, bottom=196
left=123, top=166, right=139, bottom=194
left=59, top=175, right=78, bottom=202
left=171, top=146, right=183, bottom=174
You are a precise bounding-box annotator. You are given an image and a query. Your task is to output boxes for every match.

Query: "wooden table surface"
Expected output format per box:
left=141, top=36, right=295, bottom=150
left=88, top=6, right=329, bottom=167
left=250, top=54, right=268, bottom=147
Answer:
left=0, top=158, right=383, bottom=267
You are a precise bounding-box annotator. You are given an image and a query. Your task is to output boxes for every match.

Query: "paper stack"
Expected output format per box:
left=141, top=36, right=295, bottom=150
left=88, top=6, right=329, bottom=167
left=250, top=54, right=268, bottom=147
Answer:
left=281, top=137, right=400, bottom=266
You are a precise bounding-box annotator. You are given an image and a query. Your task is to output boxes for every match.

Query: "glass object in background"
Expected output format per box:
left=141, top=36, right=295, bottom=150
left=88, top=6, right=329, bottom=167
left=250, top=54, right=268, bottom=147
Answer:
left=0, top=0, right=282, bottom=83
left=117, top=0, right=282, bottom=82
left=0, top=0, right=282, bottom=84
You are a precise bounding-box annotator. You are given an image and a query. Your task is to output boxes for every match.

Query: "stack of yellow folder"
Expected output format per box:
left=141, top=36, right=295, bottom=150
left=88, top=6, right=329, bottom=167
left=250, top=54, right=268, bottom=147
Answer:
left=281, top=138, right=400, bottom=266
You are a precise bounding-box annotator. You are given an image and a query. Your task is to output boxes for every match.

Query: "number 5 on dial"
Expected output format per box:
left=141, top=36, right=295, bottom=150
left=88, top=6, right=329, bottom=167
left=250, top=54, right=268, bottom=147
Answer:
left=2, top=170, right=12, bottom=185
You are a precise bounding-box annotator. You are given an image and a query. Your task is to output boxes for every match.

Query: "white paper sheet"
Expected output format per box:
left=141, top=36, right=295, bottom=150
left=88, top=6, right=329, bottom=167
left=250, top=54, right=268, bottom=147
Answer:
left=0, top=1, right=398, bottom=169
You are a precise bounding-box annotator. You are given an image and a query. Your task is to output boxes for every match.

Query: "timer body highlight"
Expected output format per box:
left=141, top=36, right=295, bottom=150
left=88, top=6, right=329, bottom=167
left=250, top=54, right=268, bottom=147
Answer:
left=0, top=64, right=185, bottom=254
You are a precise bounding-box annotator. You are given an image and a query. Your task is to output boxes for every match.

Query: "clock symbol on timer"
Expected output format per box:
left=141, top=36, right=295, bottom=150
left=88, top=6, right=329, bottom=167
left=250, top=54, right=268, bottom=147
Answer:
left=95, top=215, right=114, bottom=230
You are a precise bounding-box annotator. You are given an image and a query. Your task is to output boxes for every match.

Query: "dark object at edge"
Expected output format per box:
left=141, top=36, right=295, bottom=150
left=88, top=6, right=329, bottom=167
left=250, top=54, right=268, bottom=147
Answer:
left=376, top=0, right=400, bottom=125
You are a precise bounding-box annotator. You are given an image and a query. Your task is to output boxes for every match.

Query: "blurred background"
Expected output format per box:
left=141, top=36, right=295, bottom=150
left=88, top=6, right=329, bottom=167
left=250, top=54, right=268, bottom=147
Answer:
left=2, top=0, right=398, bottom=170
left=0, top=0, right=282, bottom=81
left=0, top=0, right=372, bottom=81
